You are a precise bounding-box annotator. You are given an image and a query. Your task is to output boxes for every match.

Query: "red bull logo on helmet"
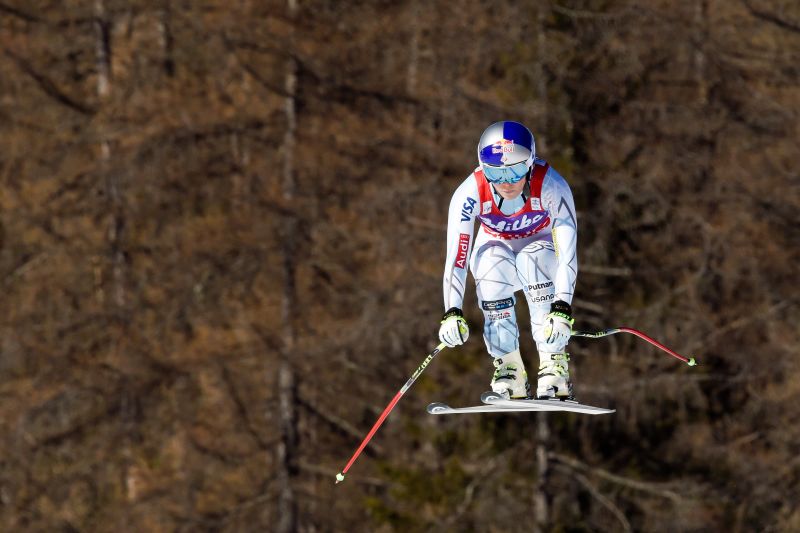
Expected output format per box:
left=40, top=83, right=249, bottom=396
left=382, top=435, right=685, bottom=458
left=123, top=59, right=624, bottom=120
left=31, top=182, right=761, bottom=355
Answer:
left=491, top=139, right=514, bottom=154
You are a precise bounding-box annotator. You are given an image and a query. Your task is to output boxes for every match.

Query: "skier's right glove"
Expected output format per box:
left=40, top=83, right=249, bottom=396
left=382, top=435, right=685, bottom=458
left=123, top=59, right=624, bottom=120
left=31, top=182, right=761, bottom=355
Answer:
left=439, top=307, right=469, bottom=347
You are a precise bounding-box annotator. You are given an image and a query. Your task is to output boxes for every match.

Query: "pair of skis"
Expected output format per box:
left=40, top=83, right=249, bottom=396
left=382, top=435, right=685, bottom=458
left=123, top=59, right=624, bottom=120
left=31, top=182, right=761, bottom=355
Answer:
left=427, top=391, right=614, bottom=415
left=335, top=326, right=696, bottom=484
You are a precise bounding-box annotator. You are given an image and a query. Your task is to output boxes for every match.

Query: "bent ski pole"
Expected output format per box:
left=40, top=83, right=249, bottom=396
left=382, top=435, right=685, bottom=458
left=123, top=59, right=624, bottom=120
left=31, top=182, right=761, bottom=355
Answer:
left=335, top=342, right=448, bottom=485
left=571, top=327, right=697, bottom=366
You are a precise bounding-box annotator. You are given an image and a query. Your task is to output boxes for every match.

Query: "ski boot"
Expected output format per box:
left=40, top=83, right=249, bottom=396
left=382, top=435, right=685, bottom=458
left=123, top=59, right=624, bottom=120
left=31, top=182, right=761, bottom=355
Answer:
left=490, top=349, right=531, bottom=399
left=536, top=352, right=574, bottom=400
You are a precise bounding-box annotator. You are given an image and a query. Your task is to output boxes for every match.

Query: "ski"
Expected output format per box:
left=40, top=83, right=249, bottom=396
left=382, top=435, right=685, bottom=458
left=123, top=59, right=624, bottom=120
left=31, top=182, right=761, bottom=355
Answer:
left=426, top=401, right=553, bottom=415
left=481, top=391, right=615, bottom=415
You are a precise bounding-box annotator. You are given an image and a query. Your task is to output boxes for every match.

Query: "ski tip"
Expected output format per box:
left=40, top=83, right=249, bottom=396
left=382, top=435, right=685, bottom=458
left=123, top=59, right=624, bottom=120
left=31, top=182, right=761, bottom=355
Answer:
left=687, top=357, right=697, bottom=367
left=335, top=472, right=345, bottom=484
left=480, top=391, right=503, bottom=404
left=427, top=402, right=450, bottom=414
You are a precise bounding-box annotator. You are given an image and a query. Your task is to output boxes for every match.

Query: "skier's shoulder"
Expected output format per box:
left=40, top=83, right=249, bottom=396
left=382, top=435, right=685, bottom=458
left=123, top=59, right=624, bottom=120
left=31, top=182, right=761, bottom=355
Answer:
left=536, top=158, right=570, bottom=191
left=447, top=169, right=481, bottom=220
left=452, top=168, right=481, bottom=198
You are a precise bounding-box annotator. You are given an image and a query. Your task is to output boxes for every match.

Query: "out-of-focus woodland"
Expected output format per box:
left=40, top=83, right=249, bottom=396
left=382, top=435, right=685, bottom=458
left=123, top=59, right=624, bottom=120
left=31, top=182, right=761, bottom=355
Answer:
left=1, top=1, right=798, bottom=531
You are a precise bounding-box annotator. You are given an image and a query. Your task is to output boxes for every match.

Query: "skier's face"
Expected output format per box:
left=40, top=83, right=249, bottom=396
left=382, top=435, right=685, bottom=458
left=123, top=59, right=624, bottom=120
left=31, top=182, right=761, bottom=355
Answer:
left=494, top=179, right=526, bottom=200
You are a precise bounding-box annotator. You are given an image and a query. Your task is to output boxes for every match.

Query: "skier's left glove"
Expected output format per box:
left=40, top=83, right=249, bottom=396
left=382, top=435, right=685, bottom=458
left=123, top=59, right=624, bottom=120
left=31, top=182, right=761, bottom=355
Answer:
left=439, top=307, right=469, bottom=347
left=542, top=300, right=574, bottom=346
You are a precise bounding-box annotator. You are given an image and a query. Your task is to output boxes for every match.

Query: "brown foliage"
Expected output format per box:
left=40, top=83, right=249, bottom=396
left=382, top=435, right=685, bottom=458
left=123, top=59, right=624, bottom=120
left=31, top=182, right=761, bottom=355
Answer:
left=1, top=1, right=798, bottom=531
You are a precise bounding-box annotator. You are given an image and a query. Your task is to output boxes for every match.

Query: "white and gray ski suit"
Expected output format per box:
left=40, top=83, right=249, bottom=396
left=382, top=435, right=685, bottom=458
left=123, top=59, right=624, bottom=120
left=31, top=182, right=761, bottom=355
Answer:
left=442, top=159, right=578, bottom=358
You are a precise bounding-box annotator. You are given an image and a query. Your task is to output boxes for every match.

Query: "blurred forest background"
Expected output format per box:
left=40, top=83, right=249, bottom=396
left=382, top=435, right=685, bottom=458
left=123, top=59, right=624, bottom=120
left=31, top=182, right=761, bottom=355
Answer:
left=1, top=0, right=799, bottom=531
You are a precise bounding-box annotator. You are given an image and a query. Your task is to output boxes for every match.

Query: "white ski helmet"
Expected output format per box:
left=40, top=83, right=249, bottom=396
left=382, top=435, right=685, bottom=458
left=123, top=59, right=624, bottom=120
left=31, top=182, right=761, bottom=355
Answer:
left=477, top=121, right=536, bottom=184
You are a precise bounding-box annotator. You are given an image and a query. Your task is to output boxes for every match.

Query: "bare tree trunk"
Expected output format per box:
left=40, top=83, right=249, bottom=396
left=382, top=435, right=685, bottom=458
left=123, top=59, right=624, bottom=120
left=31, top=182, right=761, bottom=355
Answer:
left=534, top=414, right=550, bottom=531
left=94, top=1, right=124, bottom=318
left=158, top=1, right=175, bottom=77
left=692, top=1, right=715, bottom=203
left=230, top=132, right=251, bottom=215
left=95, top=0, right=134, bottom=508
left=406, top=6, right=419, bottom=96
left=95, top=0, right=111, bottom=102
left=534, top=5, right=550, bottom=531
left=534, top=2, right=548, bottom=154
left=276, top=1, right=298, bottom=531
left=693, top=0, right=709, bottom=106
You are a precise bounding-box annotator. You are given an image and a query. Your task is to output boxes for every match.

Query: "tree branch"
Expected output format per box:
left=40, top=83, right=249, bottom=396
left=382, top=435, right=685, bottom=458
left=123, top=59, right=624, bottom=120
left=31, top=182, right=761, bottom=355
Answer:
left=219, top=363, right=273, bottom=449
left=296, top=393, right=385, bottom=455
left=580, top=265, right=633, bottom=277
left=441, top=445, right=509, bottom=529
left=741, top=0, right=800, bottom=33
left=685, top=301, right=790, bottom=353
left=551, top=3, right=630, bottom=20
left=553, top=463, right=632, bottom=532
left=549, top=452, right=683, bottom=503
left=3, top=48, right=95, bottom=115
left=0, top=2, right=41, bottom=22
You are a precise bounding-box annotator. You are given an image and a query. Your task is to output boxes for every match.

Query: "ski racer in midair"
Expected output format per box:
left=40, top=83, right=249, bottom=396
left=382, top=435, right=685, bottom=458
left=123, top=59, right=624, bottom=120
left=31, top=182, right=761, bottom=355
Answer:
left=439, top=121, right=579, bottom=400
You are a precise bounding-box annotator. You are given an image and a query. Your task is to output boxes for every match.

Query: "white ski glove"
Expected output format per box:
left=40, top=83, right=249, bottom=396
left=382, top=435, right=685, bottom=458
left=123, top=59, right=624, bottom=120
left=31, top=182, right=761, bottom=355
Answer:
left=439, top=307, right=469, bottom=347
left=542, top=300, right=574, bottom=347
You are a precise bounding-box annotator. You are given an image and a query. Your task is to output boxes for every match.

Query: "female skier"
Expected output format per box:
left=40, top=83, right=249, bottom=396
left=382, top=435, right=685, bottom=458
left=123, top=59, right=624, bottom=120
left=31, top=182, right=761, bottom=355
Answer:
left=438, top=121, right=579, bottom=400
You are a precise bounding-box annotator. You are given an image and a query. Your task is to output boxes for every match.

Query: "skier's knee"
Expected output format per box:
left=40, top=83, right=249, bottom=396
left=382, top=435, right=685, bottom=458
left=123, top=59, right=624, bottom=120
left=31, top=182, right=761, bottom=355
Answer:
left=480, top=297, right=519, bottom=356
left=522, top=280, right=555, bottom=307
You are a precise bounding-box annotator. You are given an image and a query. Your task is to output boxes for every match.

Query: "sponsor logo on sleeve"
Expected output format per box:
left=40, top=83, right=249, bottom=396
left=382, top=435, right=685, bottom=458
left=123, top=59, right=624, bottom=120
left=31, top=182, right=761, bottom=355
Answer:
left=460, top=197, right=477, bottom=222
left=454, top=233, right=470, bottom=269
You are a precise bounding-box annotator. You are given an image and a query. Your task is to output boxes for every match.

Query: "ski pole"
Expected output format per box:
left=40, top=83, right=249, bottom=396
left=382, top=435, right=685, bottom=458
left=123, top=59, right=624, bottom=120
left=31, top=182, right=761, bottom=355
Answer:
left=571, top=327, right=697, bottom=366
left=335, top=342, right=448, bottom=485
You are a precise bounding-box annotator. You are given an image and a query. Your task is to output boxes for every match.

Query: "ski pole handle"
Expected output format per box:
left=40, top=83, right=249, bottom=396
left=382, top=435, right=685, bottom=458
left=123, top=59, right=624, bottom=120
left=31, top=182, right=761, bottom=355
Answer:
left=335, top=342, right=448, bottom=485
left=571, top=327, right=697, bottom=366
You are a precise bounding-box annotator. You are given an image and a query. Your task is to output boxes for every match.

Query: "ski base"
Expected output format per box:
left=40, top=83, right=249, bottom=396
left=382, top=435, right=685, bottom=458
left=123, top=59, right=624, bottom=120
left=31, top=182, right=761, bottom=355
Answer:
left=427, top=402, right=549, bottom=415
left=481, top=391, right=615, bottom=415
left=427, top=393, right=614, bottom=415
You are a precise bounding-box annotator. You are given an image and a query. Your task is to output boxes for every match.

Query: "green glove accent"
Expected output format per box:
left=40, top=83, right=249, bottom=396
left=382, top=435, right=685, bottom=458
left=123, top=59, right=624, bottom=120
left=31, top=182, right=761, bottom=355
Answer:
left=548, top=300, right=574, bottom=322
left=442, top=307, right=465, bottom=322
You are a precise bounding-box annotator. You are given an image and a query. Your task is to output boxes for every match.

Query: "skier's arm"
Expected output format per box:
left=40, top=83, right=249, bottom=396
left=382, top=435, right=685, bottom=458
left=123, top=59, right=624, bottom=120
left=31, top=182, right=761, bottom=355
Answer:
left=544, top=168, right=578, bottom=304
left=443, top=176, right=479, bottom=311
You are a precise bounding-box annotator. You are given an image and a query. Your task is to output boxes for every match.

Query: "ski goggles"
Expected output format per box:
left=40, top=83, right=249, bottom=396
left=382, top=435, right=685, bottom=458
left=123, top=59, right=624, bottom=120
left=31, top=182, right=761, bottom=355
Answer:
left=482, top=161, right=531, bottom=184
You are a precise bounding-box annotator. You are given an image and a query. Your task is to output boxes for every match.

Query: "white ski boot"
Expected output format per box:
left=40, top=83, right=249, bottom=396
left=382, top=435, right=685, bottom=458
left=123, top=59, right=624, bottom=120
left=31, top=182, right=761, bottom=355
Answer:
left=490, top=349, right=531, bottom=399
left=536, top=352, right=574, bottom=400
